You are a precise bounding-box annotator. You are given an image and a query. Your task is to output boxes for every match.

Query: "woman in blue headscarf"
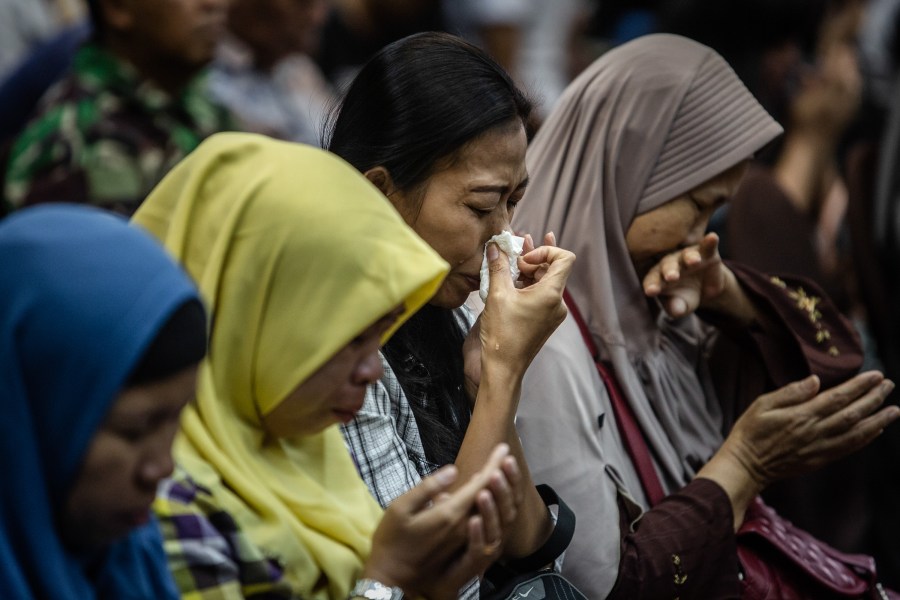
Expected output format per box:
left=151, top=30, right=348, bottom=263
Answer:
left=0, top=204, right=207, bottom=599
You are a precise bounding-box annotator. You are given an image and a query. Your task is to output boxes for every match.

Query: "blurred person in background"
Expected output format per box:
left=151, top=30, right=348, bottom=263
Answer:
left=315, top=0, right=446, bottom=88
left=442, top=0, right=594, bottom=122
left=3, top=0, right=235, bottom=216
left=209, top=0, right=335, bottom=145
left=0, top=0, right=84, bottom=80
left=661, top=0, right=899, bottom=574
left=860, top=0, right=900, bottom=585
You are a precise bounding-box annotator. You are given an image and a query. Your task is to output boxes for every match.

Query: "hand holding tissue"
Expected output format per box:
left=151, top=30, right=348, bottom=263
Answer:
left=480, top=231, right=525, bottom=301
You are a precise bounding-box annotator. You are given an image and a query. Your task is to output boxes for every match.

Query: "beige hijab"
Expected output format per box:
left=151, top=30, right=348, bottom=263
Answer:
left=515, top=34, right=782, bottom=490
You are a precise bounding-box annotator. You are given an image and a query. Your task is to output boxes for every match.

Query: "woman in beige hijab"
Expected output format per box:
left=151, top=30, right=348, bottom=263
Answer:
left=514, top=34, right=899, bottom=598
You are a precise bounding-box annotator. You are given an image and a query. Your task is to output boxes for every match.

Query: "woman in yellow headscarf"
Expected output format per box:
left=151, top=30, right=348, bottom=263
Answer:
left=138, top=133, right=520, bottom=600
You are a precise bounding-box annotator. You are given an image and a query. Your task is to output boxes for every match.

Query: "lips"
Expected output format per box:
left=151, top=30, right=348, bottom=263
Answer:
left=332, top=391, right=367, bottom=424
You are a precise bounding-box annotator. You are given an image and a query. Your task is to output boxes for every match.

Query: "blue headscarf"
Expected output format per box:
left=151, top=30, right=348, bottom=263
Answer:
left=0, top=205, right=201, bottom=599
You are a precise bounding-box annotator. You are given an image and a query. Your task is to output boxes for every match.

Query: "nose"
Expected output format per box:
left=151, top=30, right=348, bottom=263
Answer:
left=138, top=436, right=176, bottom=490
left=487, top=205, right=513, bottom=238
left=352, top=350, right=384, bottom=386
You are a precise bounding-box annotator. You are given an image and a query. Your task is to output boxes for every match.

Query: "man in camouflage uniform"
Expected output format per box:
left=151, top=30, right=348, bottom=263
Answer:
left=3, top=0, right=234, bottom=216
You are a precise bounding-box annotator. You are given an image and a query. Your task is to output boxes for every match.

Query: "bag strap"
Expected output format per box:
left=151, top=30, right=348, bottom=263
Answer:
left=501, top=484, right=576, bottom=573
left=562, top=289, right=667, bottom=507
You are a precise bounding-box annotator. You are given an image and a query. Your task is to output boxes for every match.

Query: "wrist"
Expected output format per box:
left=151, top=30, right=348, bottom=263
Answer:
left=698, top=444, right=765, bottom=530
left=349, top=578, right=404, bottom=600
left=480, top=354, right=523, bottom=388
left=359, top=562, right=403, bottom=595
left=700, top=268, right=755, bottom=326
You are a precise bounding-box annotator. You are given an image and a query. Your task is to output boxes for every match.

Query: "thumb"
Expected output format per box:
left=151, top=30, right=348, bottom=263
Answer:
left=487, top=242, right=513, bottom=295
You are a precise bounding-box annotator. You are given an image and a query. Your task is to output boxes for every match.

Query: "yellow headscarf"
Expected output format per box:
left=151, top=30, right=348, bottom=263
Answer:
left=134, top=133, right=449, bottom=598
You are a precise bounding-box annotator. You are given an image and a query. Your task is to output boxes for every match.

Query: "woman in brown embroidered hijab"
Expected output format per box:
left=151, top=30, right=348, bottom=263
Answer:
left=513, top=34, right=899, bottom=598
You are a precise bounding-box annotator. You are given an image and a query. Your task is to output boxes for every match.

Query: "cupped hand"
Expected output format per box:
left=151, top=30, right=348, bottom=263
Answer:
left=718, top=371, right=898, bottom=492
left=419, top=453, right=523, bottom=599
left=479, top=232, right=574, bottom=375
left=362, top=444, right=522, bottom=598
left=642, top=233, right=730, bottom=318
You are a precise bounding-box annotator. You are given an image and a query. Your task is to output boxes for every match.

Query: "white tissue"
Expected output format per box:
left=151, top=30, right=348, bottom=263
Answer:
left=479, top=231, right=525, bottom=301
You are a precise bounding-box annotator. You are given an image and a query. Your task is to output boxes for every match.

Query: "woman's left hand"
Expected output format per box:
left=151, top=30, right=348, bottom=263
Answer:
left=642, top=232, right=726, bottom=316
left=642, top=232, right=755, bottom=324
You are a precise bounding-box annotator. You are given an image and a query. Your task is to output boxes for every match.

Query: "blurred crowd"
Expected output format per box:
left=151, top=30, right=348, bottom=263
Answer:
left=3, top=0, right=900, bottom=592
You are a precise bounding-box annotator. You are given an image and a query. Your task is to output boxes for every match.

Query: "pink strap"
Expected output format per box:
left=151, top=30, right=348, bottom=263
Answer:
left=562, top=290, right=667, bottom=506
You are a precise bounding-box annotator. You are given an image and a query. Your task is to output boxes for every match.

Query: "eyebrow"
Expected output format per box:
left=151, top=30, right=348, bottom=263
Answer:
left=469, top=177, right=530, bottom=195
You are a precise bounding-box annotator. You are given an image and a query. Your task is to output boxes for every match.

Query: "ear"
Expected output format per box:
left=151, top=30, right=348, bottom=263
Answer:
left=98, top=0, right=135, bottom=32
left=363, top=166, right=395, bottom=197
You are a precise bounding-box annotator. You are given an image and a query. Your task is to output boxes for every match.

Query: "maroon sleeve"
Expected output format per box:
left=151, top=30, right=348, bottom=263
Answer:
left=703, top=260, right=863, bottom=421
left=607, top=478, right=741, bottom=600
left=726, top=260, right=862, bottom=388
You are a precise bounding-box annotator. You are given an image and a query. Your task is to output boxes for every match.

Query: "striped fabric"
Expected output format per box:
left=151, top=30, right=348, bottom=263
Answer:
left=154, top=469, right=294, bottom=600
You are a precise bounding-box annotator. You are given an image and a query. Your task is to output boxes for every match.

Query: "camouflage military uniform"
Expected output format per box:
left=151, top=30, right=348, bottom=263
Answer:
left=3, top=43, right=234, bottom=216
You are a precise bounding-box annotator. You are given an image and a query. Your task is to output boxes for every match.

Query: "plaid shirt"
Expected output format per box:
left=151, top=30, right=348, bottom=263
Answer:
left=343, top=306, right=504, bottom=600
left=154, top=468, right=295, bottom=600
left=4, top=43, right=234, bottom=216
left=341, top=353, right=430, bottom=506
left=342, top=353, right=481, bottom=600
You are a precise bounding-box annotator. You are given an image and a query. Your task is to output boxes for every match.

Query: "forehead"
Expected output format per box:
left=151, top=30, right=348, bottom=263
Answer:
left=105, top=368, right=196, bottom=421
left=688, top=160, right=750, bottom=198
left=442, top=123, right=528, bottom=182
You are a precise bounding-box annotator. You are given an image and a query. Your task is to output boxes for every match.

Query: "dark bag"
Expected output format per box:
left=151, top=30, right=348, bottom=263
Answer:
left=483, top=571, right=588, bottom=600
left=562, top=289, right=896, bottom=600
left=737, top=496, right=893, bottom=599
left=480, top=485, right=587, bottom=600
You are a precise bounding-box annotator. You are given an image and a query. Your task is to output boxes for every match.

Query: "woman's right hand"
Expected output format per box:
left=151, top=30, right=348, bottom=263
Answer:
left=361, top=444, right=521, bottom=599
left=699, top=371, right=898, bottom=527
left=478, top=233, right=574, bottom=376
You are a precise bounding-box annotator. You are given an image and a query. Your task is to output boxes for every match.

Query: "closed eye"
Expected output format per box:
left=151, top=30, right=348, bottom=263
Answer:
left=468, top=205, right=495, bottom=218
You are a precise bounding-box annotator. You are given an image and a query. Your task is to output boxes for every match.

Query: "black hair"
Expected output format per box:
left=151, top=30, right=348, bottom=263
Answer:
left=325, top=31, right=532, bottom=470
left=324, top=31, right=533, bottom=192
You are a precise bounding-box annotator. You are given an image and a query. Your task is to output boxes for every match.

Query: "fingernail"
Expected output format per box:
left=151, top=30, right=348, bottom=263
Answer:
left=487, top=242, right=499, bottom=262
left=802, top=375, right=819, bottom=391
left=671, top=297, right=686, bottom=315
left=435, top=465, right=457, bottom=485
left=882, top=380, right=895, bottom=394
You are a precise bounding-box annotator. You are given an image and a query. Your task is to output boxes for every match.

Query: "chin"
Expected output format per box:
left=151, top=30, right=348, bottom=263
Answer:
left=429, top=293, right=468, bottom=310
left=429, top=281, right=472, bottom=309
